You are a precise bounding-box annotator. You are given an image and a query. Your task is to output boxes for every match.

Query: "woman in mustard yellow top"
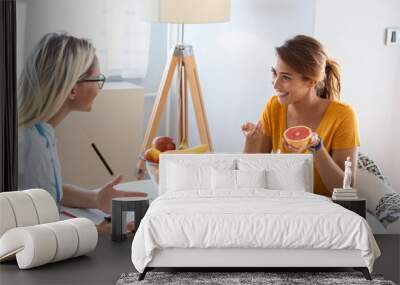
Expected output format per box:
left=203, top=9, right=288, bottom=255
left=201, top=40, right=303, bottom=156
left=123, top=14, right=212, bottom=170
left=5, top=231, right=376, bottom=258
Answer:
left=242, top=35, right=360, bottom=197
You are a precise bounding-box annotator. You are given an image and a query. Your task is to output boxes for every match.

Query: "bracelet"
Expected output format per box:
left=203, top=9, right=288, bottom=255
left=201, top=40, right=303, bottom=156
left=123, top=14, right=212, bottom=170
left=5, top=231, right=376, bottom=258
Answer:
left=309, top=136, right=322, bottom=154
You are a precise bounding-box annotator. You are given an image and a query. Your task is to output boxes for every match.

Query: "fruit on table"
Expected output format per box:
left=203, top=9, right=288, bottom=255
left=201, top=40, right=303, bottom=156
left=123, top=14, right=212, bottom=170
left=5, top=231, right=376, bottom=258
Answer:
left=283, top=126, right=312, bottom=148
left=164, top=144, right=209, bottom=154
left=152, top=136, right=176, bottom=152
left=143, top=147, right=160, bottom=163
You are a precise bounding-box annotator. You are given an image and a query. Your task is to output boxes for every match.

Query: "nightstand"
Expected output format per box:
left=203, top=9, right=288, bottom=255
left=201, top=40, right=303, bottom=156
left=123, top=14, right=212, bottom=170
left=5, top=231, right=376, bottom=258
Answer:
left=332, top=198, right=366, bottom=218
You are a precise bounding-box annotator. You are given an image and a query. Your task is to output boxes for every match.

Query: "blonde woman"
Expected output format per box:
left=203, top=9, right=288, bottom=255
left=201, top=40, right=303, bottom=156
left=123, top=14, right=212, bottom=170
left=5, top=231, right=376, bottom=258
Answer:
left=242, top=35, right=359, bottom=197
left=18, top=32, right=146, bottom=213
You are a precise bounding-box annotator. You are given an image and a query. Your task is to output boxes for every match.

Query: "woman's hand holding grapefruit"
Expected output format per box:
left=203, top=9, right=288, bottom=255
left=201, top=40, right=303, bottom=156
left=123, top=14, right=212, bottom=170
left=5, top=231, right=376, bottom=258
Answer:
left=283, top=130, right=320, bottom=153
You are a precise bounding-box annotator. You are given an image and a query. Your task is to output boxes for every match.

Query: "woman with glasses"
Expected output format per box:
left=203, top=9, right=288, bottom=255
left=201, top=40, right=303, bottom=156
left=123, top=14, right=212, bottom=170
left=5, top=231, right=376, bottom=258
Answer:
left=18, top=32, right=146, bottom=213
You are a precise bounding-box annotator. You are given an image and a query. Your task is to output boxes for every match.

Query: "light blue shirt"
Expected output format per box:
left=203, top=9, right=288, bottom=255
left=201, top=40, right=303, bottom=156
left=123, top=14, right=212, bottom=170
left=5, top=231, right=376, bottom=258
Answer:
left=18, top=122, right=62, bottom=205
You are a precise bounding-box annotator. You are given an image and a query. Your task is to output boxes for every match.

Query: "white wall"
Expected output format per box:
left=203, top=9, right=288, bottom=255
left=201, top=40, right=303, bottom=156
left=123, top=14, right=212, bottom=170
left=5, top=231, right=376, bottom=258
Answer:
left=17, top=0, right=168, bottom=139
left=16, top=0, right=103, bottom=74
left=314, top=0, right=400, bottom=192
left=18, top=0, right=399, bottom=190
left=169, top=0, right=316, bottom=151
left=16, top=0, right=164, bottom=94
left=173, top=0, right=400, bottom=192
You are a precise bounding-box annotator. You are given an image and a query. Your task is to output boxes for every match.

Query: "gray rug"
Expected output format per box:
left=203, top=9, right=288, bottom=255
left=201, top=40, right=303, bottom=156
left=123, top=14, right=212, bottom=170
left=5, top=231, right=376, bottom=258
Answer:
left=117, top=271, right=396, bottom=285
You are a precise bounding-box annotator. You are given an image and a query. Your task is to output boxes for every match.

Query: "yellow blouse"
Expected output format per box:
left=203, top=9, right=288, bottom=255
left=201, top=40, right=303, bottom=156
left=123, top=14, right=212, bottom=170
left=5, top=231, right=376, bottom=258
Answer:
left=260, top=96, right=360, bottom=197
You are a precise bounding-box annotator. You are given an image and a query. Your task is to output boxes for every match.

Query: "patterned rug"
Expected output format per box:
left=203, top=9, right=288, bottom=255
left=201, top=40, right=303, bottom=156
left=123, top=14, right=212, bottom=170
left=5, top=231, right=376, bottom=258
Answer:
left=116, top=271, right=396, bottom=285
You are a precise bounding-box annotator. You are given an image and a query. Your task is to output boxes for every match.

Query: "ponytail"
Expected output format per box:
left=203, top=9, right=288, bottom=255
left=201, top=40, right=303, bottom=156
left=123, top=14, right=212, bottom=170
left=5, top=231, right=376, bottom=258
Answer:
left=318, top=58, right=341, bottom=101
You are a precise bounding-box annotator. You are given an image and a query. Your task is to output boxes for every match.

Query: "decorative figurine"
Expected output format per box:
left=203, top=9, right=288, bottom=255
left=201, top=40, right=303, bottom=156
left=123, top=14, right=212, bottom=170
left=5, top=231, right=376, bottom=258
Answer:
left=343, top=157, right=352, bottom=189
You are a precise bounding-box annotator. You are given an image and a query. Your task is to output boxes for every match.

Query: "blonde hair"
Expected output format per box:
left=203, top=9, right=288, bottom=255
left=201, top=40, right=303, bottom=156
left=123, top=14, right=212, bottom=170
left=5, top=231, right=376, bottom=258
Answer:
left=18, top=32, right=96, bottom=128
left=276, top=35, right=341, bottom=101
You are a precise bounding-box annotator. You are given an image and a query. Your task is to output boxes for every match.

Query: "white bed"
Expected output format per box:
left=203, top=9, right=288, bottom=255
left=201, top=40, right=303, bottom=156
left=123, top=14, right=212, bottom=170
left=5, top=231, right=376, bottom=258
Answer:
left=131, top=154, right=380, bottom=280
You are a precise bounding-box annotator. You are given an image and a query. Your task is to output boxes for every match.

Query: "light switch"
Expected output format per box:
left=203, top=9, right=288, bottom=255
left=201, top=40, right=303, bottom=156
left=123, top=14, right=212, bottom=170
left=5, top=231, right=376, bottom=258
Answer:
left=386, top=28, right=400, bottom=46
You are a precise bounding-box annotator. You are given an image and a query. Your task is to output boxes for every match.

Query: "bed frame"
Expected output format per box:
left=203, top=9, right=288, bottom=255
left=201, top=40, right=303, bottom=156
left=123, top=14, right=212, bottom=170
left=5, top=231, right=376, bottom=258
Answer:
left=139, top=248, right=371, bottom=280
left=137, top=154, right=372, bottom=281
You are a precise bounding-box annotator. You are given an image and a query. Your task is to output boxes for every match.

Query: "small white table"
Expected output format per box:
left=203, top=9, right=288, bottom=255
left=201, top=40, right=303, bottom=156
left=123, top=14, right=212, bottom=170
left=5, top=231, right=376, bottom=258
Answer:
left=115, top=179, right=159, bottom=202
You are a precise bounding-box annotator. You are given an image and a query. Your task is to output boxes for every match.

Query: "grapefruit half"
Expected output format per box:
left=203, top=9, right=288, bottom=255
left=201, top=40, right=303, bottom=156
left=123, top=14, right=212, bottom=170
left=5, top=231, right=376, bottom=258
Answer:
left=283, top=126, right=312, bottom=148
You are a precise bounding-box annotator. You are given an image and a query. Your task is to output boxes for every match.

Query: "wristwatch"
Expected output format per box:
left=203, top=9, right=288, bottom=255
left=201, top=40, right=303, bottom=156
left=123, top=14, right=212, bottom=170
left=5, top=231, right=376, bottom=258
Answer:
left=309, top=136, right=322, bottom=154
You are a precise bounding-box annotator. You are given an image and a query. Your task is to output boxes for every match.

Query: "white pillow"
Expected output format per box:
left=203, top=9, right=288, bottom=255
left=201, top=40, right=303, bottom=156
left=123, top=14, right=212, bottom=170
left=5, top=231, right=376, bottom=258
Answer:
left=366, top=212, right=387, bottom=234
left=211, top=169, right=268, bottom=190
left=237, top=158, right=310, bottom=192
left=167, top=162, right=210, bottom=191
left=211, top=168, right=236, bottom=190
left=236, top=169, right=267, bottom=189
left=266, top=164, right=307, bottom=191
left=356, top=168, right=394, bottom=213
left=356, top=168, right=400, bottom=233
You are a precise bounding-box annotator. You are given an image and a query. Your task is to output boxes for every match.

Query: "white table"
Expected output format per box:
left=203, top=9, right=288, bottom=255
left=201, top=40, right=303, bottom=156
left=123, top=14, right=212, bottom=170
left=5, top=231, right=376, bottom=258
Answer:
left=60, top=180, right=158, bottom=224
left=115, top=179, right=159, bottom=202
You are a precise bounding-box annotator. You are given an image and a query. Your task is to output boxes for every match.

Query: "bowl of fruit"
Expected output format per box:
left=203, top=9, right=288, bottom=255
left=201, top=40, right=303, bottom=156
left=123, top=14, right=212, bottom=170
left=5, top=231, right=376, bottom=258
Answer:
left=143, top=136, right=176, bottom=185
left=143, top=136, right=211, bottom=185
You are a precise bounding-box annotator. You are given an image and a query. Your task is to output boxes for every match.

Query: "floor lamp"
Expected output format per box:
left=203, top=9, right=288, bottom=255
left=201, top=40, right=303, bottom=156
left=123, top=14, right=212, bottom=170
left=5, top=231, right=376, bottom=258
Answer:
left=136, top=0, right=230, bottom=179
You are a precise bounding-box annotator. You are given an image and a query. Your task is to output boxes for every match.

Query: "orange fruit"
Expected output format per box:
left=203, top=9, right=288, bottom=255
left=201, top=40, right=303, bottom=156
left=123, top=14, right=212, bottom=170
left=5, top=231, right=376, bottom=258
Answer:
left=143, top=147, right=160, bottom=163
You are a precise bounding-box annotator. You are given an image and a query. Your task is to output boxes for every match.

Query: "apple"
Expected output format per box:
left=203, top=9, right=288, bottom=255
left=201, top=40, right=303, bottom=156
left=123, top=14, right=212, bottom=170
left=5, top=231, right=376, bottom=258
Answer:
left=151, top=136, right=176, bottom=152
left=143, top=147, right=160, bottom=163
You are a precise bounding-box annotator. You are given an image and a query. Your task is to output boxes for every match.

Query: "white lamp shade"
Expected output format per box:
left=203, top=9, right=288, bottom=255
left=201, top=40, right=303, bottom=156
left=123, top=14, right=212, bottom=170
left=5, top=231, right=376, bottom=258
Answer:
left=143, top=0, right=230, bottom=24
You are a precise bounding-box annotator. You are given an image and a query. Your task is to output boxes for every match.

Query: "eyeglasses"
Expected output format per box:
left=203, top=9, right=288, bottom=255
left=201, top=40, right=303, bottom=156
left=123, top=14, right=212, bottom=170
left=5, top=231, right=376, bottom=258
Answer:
left=77, top=74, right=106, bottom=89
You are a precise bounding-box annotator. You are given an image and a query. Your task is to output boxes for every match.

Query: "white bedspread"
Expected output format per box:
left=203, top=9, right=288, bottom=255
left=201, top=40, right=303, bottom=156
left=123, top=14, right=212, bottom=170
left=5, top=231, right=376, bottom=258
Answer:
left=131, top=190, right=380, bottom=272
